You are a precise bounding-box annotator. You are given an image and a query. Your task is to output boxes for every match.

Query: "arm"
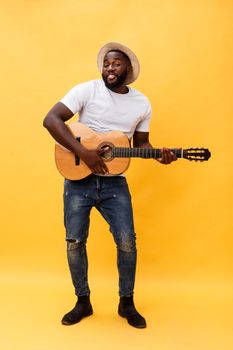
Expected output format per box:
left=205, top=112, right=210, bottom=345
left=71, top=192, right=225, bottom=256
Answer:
left=133, top=131, right=177, bottom=164
left=43, top=102, right=109, bottom=174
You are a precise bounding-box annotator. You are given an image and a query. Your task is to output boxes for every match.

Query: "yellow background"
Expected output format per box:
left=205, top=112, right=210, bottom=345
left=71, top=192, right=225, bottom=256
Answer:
left=0, top=0, right=232, bottom=349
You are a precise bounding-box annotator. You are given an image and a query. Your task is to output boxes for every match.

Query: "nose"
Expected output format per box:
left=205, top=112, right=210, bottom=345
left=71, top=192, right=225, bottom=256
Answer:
left=107, top=63, right=115, bottom=72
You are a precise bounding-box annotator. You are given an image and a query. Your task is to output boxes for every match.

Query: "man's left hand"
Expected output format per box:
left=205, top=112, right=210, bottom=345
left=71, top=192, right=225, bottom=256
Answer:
left=156, top=147, right=177, bottom=165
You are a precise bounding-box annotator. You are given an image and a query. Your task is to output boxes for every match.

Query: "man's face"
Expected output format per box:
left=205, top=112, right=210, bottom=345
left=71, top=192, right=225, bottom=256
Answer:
left=102, top=51, right=131, bottom=90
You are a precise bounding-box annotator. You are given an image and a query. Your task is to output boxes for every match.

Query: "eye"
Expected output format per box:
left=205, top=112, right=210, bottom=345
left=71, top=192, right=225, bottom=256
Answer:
left=103, top=61, right=122, bottom=69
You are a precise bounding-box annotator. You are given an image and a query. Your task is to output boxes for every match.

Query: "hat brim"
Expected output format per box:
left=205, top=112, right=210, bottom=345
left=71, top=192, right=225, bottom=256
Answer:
left=97, top=42, right=140, bottom=85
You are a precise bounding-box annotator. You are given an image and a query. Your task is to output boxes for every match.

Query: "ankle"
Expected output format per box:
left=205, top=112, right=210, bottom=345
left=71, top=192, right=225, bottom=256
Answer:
left=77, top=295, right=90, bottom=304
left=120, top=296, right=134, bottom=306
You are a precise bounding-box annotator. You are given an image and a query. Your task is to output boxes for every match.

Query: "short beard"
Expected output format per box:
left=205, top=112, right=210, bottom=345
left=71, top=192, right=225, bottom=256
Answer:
left=102, top=70, right=128, bottom=90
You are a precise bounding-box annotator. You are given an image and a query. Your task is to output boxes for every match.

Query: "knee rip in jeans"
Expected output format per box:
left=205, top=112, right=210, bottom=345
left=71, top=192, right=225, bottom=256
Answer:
left=66, top=239, right=86, bottom=251
left=118, top=236, right=136, bottom=253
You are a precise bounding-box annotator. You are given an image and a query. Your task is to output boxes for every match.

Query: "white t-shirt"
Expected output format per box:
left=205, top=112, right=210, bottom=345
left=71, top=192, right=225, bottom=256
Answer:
left=60, top=79, right=152, bottom=139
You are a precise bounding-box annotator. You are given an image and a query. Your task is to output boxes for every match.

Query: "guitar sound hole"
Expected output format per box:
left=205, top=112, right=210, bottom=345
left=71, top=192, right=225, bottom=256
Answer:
left=99, top=144, right=113, bottom=160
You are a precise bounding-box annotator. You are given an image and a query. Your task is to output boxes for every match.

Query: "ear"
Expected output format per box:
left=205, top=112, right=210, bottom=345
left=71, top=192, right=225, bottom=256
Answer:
left=127, top=64, right=132, bottom=75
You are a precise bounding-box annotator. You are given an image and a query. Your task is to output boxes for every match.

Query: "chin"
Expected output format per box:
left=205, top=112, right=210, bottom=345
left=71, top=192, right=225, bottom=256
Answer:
left=104, top=80, right=119, bottom=89
left=104, top=78, right=125, bottom=90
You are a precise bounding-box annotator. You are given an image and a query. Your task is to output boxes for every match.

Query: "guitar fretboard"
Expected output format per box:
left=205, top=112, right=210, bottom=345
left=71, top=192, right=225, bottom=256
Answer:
left=112, top=148, right=183, bottom=158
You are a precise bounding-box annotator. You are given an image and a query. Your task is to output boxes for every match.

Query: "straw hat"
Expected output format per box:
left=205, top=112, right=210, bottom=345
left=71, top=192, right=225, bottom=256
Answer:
left=97, top=42, right=140, bottom=85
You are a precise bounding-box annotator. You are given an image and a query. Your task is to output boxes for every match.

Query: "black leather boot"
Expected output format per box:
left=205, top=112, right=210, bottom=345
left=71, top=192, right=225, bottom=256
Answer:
left=118, top=296, right=146, bottom=328
left=61, top=295, right=93, bottom=325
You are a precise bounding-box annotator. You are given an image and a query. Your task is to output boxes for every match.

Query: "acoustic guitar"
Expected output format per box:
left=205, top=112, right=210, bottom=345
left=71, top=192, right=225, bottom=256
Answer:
left=55, top=122, right=211, bottom=180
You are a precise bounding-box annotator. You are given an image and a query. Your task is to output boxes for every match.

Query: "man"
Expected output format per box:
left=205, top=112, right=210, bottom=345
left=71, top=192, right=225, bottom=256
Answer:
left=43, top=42, right=177, bottom=329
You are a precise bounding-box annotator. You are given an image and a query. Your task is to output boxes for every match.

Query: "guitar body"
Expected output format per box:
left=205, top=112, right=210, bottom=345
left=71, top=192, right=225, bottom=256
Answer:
left=55, top=122, right=131, bottom=180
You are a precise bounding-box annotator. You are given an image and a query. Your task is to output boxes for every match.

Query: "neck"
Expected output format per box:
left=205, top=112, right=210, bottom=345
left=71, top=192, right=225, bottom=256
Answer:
left=112, top=147, right=183, bottom=158
left=109, top=85, right=129, bottom=94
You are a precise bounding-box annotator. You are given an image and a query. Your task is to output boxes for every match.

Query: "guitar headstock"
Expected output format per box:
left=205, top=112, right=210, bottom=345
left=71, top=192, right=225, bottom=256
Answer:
left=183, top=148, right=211, bottom=161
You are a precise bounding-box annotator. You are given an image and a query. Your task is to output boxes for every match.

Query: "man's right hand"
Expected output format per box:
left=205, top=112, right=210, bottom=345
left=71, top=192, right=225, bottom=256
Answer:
left=79, top=149, right=109, bottom=175
left=43, top=102, right=109, bottom=175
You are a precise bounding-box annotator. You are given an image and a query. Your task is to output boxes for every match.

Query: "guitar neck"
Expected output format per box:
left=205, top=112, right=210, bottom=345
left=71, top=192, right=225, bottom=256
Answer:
left=112, top=148, right=183, bottom=158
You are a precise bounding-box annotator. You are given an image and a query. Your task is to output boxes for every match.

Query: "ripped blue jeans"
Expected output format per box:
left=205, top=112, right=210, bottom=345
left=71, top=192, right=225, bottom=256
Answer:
left=64, top=175, right=137, bottom=297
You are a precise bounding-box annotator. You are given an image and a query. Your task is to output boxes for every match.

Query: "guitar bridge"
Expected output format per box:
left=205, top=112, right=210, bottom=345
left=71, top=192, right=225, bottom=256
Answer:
left=75, top=137, right=81, bottom=166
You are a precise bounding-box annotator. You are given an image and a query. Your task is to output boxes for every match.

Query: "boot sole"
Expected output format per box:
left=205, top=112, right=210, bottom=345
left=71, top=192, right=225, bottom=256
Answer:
left=61, top=309, right=93, bottom=325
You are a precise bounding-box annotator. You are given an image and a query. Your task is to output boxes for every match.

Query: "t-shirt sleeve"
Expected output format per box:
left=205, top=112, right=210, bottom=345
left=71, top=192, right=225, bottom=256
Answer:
left=59, top=81, right=93, bottom=115
left=135, top=99, right=152, bottom=132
